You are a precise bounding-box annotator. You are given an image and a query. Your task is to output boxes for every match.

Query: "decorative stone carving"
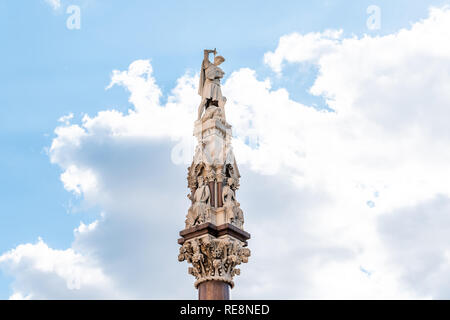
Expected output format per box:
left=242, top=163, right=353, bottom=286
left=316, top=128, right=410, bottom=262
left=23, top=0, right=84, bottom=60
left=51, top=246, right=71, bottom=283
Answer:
left=222, top=177, right=236, bottom=219
left=180, top=49, right=250, bottom=294
left=187, top=165, right=198, bottom=192
left=232, top=202, right=244, bottom=229
left=215, top=170, right=225, bottom=184
left=225, top=163, right=240, bottom=190
left=185, top=176, right=211, bottom=228
left=178, top=235, right=251, bottom=288
left=221, top=178, right=244, bottom=229
left=202, top=103, right=226, bottom=123
left=206, top=168, right=216, bottom=183
left=222, top=178, right=235, bottom=202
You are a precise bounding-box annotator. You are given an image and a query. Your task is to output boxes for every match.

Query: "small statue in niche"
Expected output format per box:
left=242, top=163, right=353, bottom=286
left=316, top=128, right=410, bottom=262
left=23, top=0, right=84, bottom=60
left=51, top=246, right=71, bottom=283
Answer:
left=222, top=177, right=244, bottom=229
left=185, top=176, right=211, bottom=228
left=222, top=178, right=235, bottom=204
left=222, top=177, right=236, bottom=223
left=233, top=202, right=244, bottom=229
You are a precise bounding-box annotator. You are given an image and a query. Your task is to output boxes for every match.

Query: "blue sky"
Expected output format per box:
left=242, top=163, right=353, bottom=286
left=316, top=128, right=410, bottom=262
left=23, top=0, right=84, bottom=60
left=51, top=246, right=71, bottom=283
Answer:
left=1, top=0, right=450, bottom=299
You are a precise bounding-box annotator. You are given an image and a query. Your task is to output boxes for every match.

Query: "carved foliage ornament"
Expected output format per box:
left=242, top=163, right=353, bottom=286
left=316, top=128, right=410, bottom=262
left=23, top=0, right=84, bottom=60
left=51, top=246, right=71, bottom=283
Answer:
left=178, top=235, right=251, bottom=288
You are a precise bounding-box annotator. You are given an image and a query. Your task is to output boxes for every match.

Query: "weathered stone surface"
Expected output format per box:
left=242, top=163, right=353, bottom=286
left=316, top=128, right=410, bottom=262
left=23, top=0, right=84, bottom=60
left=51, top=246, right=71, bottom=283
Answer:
left=178, top=235, right=251, bottom=288
left=179, top=49, right=250, bottom=295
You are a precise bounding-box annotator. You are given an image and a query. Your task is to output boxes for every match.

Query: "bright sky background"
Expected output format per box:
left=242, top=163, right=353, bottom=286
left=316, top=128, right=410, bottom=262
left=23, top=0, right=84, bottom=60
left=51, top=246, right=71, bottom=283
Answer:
left=1, top=0, right=450, bottom=299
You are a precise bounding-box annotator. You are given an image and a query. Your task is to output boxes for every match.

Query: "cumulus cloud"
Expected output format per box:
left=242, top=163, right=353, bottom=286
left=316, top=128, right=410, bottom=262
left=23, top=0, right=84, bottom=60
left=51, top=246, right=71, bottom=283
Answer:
left=2, top=6, right=450, bottom=299
left=257, top=6, right=450, bottom=298
left=264, top=29, right=343, bottom=73
left=0, top=237, right=118, bottom=299
left=0, top=60, right=197, bottom=299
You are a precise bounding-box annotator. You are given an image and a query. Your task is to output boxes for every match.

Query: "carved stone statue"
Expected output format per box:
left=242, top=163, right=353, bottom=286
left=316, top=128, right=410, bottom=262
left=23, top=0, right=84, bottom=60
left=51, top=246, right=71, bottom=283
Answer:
left=198, top=49, right=227, bottom=121
left=233, top=202, right=244, bottom=229
left=221, top=178, right=244, bottom=228
left=222, top=178, right=235, bottom=204
left=185, top=176, right=211, bottom=228
left=222, top=177, right=235, bottom=221
left=191, top=239, right=206, bottom=277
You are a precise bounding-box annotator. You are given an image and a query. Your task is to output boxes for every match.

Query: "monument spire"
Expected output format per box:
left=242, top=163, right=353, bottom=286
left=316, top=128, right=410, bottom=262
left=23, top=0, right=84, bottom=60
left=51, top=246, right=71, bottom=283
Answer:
left=178, top=49, right=251, bottom=300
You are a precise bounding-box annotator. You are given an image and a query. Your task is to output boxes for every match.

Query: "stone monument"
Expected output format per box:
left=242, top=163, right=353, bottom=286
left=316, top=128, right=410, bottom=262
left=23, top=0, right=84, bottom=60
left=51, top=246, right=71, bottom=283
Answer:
left=178, top=49, right=251, bottom=300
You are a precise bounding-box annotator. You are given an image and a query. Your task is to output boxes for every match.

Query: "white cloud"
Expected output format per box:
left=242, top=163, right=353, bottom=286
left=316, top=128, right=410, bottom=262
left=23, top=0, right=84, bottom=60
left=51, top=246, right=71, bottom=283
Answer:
left=2, top=6, right=450, bottom=299
left=378, top=195, right=450, bottom=299
left=0, top=238, right=118, bottom=299
left=60, top=165, right=98, bottom=196
left=254, top=5, right=450, bottom=298
left=264, top=29, right=343, bottom=73
left=9, top=292, right=32, bottom=300
left=58, top=113, right=74, bottom=125
left=45, top=0, right=61, bottom=11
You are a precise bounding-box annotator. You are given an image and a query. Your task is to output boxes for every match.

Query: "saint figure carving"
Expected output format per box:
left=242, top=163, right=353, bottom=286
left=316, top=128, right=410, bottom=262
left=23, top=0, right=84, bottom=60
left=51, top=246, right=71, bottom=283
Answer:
left=186, top=176, right=211, bottom=228
left=222, top=177, right=236, bottom=223
left=198, top=49, right=227, bottom=120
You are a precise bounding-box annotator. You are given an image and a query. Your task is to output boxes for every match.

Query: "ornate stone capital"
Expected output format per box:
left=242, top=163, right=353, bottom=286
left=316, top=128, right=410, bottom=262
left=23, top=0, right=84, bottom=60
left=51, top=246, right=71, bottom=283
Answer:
left=206, top=169, right=216, bottom=183
left=178, top=235, right=251, bottom=288
left=216, top=173, right=225, bottom=183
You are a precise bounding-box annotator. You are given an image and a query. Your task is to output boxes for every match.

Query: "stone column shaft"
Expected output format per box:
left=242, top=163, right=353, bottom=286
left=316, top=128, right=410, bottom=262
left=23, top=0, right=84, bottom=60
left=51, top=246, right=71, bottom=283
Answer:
left=217, top=182, right=223, bottom=207
left=198, top=281, right=230, bottom=300
left=209, top=181, right=215, bottom=208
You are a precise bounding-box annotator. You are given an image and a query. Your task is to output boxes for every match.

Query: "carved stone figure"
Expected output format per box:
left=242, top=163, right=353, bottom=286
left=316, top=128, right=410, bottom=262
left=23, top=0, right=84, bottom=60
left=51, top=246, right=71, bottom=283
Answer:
left=185, top=176, right=211, bottom=228
left=222, top=177, right=236, bottom=222
left=221, top=178, right=244, bottom=228
left=233, top=202, right=244, bottom=229
left=212, top=244, right=224, bottom=276
left=191, top=239, right=206, bottom=277
left=202, top=102, right=226, bottom=122
left=222, top=178, right=235, bottom=205
left=198, top=49, right=227, bottom=121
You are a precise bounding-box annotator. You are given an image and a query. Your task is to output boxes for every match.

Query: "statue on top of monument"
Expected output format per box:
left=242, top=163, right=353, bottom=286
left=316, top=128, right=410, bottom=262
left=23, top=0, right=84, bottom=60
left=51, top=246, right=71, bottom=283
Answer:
left=198, top=49, right=227, bottom=121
